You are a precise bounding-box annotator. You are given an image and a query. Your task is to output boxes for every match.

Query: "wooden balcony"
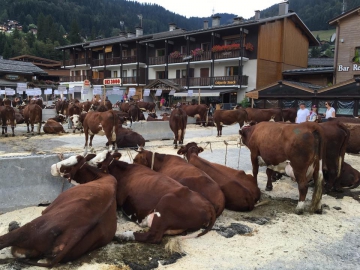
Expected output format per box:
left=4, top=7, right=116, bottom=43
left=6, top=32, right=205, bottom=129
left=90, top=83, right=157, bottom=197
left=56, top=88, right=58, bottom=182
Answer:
left=59, top=75, right=90, bottom=82
left=167, top=75, right=248, bottom=87
left=122, top=55, right=137, bottom=64
left=92, top=59, right=105, bottom=67
left=189, top=51, right=212, bottom=62
left=64, top=59, right=75, bottom=66
left=106, top=57, right=122, bottom=65
left=149, top=56, right=166, bottom=65
left=63, top=58, right=91, bottom=66
left=213, top=49, right=247, bottom=60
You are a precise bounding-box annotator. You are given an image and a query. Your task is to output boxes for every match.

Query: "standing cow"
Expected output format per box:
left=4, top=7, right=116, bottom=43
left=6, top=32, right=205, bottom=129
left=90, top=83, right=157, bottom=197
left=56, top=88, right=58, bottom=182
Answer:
left=240, top=122, right=325, bottom=214
left=83, top=110, right=119, bottom=155
left=137, top=101, right=156, bottom=112
left=213, top=109, right=247, bottom=137
left=169, top=107, right=187, bottom=149
left=67, top=103, right=82, bottom=131
left=244, top=108, right=283, bottom=122
left=181, top=104, right=208, bottom=126
left=23, top=104, right=42, bottom=135
left=0, top=105, right=16, bottom=137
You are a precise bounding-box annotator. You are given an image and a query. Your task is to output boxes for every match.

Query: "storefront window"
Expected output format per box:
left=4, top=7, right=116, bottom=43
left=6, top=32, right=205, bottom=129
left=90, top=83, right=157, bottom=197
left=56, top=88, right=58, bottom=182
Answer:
left=282, top=100, right=296, bottom=108
left=337, top=101, right=354, bottom=115
left=265, top=100, right=279, bottom=109
left=318, top=100, right=334, bottom=115
left=298, top=100, right=312, bottom=110
left=254, top=99, right=264, bottom=108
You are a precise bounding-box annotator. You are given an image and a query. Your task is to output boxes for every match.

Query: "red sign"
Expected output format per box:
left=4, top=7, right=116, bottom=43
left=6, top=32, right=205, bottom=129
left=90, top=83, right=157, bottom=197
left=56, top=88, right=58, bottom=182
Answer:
left=103, top=78, right=121, bottom=85
left=83, top=79, right=91, bottom=87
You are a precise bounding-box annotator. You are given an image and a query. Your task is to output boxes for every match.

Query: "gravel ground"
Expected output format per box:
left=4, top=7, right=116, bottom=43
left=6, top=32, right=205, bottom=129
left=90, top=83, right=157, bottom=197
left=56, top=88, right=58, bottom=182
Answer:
left=0, top=117, right=359, bottom=270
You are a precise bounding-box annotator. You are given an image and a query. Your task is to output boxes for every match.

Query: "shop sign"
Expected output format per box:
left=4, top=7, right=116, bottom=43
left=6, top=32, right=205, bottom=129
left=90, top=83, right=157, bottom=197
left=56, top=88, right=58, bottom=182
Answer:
left=214, top=80, right=237, bottom=85
left=103, top=78, right=121, bottom=85
left=83, top=79, right=91, bottom=87
left=5, top=74, right=20, bottom=81
left=338, top=64, right=360, bottom=72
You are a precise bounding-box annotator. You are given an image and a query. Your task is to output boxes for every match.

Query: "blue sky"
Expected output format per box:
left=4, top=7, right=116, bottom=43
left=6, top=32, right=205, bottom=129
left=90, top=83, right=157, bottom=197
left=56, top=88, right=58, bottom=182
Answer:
left=135, top=0, right=282, bottom=18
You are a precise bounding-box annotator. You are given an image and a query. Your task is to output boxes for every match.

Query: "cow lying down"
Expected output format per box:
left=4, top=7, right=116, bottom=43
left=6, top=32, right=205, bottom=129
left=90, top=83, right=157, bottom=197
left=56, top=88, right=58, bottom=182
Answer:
left=0, top=156, right=117, bottom=267
left=178, top=142, right=260, bottom=211
left=43, top=119, right=66, bottom=134
left=105, top=126, right=145, bottom=149
left=51, top=151, right=216, bottom=244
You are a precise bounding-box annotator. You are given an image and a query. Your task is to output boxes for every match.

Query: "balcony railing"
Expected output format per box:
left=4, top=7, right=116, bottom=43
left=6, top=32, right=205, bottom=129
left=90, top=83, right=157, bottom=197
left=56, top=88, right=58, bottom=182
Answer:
left=59, top=75, right=90, bottom=82
left=92, top=59, right=105, bottom=67
left=122, top=76, right=137, bottom=84
left=149, top=56, right=166, bottom=65
left=213, top=49, right=247, bottom=60
left=122, top=55, right=137, bottom=64
left=166, top=75, right=248, bottom=87
left=190, top=51, right=212, bottom=62
left=64, top=59, right=75, bottom=66
left=106, top=57, right=122, bottom=65
left=63, top=58, right=91, bottom=66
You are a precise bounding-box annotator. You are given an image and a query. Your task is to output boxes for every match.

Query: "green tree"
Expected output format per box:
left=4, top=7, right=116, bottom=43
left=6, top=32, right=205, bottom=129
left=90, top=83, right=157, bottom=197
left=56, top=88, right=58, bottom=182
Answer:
left=12, top=28, right=21, bottom=40
left=324, top=48, right=334, bottom=58
left=25, top=32, right=36, bottom=47
left=68, top=20, right=82, bottom=44
left=310, top=46, right=321, bottom=58
left=3, top=41, right=12, bottom=59
left=37, top=13, right=46, bottom=41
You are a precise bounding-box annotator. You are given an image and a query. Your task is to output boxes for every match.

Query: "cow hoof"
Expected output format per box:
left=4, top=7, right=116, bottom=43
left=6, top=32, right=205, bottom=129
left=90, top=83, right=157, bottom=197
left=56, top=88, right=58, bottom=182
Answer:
left=295, top=208, right=304, bottom=215
left=4, top=134, right=8, bottom=137
left=265, top=186, right=273, bottom=191
left=314, top=207, right=323, bottom=215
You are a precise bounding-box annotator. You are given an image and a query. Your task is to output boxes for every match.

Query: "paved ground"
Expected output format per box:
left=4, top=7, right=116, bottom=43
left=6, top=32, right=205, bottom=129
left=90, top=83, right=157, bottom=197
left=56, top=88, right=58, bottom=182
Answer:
left=0, top=117, right=359, bottom=270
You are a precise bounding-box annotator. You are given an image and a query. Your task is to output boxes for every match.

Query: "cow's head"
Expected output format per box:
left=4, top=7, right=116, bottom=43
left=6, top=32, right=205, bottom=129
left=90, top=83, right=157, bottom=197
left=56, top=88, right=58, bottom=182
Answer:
left=51, top=155, right=81, bottom=177
left=70, top=114, right=82, bottom=129
left=177, top=142, right=204, bottom=160
left=58, top=114, right=66, bottom=123
left=148, top=113, right=157, bottom=119
left=133, top=148, right=151, bottom=167
left=90, top=150, right=121, bottom=172
left=340, top=163, right=360, bottom=189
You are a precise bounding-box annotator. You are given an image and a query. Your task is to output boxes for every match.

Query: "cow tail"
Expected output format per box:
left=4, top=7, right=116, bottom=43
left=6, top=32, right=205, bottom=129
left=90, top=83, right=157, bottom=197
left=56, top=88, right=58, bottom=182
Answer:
left=197, top=203, right=216, bottom=238
left=336, top=122, right=350, bottom=178
left=206, top=108, right=209, bottom=125
left=310, top=129, right=324, bottom=213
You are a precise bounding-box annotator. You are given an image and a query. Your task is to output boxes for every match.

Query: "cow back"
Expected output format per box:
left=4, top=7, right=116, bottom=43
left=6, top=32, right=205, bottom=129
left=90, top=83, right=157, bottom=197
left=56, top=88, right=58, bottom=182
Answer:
left=170, top=108, right=187, bottom=132
left=245, top=108, right=283, bottom=122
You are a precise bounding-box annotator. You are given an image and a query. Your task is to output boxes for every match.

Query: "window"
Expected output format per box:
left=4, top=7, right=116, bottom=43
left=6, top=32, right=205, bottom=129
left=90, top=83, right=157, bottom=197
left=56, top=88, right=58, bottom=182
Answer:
left=122, top=70, right=127, bottom=77
left=75, top=70, right=80, bottom=76
left=225, top=66, right=239, bottom=76
left=224, top=38, right=241, bottom=45
left=98, top=53, right=104, bottom=60
left=131, top=48, right=137, bottom=56
left=156, top=49, right=165, bottom=57
left=181, top=70, right=187, bottom=78
left=201, top=43, right=210, bottom=51
left=113, top=71, right=118, bottom=78
left=180, top=46, right=186, bottom=54
left=132, top=69, right=137, bottom=77
left=156, top=71, right=166, bottom=79
left=122, top=50, right=127, bottom=57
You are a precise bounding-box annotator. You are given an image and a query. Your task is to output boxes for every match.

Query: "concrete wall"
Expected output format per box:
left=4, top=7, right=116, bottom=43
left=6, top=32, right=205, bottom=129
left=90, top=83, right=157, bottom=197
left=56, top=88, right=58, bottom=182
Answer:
left=0, top=154, right=73, bottom=212
left=42, top=109, right=57, bottom=121
left=130, top=121, right=173, bottom=141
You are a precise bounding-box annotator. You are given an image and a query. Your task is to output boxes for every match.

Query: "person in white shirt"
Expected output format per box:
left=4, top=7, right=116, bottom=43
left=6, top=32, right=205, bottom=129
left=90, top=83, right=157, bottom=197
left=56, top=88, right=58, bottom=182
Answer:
left=324, top=101, right=336, bottom=119
left=296, top=102, right=310, bottom=123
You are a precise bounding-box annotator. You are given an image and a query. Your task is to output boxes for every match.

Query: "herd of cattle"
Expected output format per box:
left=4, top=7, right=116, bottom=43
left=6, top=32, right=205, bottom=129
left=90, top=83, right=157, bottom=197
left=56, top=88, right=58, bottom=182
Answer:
left=1, top=97, right=360, bottom=267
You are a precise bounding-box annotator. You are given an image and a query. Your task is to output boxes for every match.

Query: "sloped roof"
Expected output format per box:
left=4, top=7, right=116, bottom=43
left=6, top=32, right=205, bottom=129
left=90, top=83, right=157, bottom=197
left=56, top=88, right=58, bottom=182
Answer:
left=329, top=5, right=360, bottom=25
left=0, top=59, right=47, bottom=75
left=145, top=79, right=183, bottom=91
left=283, top=67, right=334, bottom=75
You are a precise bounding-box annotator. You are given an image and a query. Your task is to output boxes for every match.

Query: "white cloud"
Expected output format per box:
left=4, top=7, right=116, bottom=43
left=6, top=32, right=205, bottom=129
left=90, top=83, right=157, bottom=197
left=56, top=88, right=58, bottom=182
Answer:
left=135, top=0, right=282, bottom=18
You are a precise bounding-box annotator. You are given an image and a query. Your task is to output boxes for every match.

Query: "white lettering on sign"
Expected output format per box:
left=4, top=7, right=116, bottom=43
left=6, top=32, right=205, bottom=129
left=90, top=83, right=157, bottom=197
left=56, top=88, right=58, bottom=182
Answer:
left=354, top=64, right=360, bottom=71
left=103, top=78, right=121, bottom=85
left=338, top=65, right=350, bottom=72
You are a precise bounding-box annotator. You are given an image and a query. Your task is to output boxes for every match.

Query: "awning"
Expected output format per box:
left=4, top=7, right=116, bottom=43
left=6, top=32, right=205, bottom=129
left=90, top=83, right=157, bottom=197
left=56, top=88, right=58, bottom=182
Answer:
left=174, top=89, right=235, bottom=97
left=105, top=45, right=113, bottom=53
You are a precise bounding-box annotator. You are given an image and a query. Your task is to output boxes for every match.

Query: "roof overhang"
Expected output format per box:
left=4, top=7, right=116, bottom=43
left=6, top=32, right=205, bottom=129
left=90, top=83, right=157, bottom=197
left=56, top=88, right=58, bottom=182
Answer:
left=283, top=67, right=334, bottom=75
left=174, top=89, right=235, bottom=97
left=329, top=6, right=360, bottom=25
left=144, top=79, right=183, bottom=91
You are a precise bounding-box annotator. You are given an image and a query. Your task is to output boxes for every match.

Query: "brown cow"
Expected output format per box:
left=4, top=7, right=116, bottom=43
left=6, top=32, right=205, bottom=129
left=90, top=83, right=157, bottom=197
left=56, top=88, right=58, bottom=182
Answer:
left=23, top=104, right=42, bottom=135
left=137, top=101, right=156, bottom=112
left=106, top=126, right=145, bottom=148
left=30, top=99, right=44, bottom=108
left=67, top=103, right=82, bottom=132
left=213, top=109, right=247, bottom=137
left=54, top=151, right=216, bottom=244
left=0, top=105, right=16, bottom=137
left=319, top=121, right=349, bottom=192
left=80, top=101, right=92, bottom=112
left=133, top=149, right=225, bottom=217
left=240, top=122, right=325, bottom=214
left=147, top=115, right=163, bottom=121
left=181, top=104, right=208, bottom=126
left=0, top=157, right=117, bottom=267
left=139, top=111, right=145, bottom=120
left=128, top=104, right=141, bottom=122
left=83, top=110, right=119, bottom=155
left=55, top=100, right=69, bottom=115
left=48, top=114, right=66, bottom=123
left=339, top=162, right=360, bottom=189
left=169, top=108, right=187, bottom=148
left=178, top=142, right=260, bottom=211
left=328, top=118, right=360, bottom=154
left=120, top=102, right=135, bottom=113
left=15, top=112, right=24, bottom=124
left=282, top=108, right=297, bottom=122
left=43, top=119, right=66, bottom=134
left=245, top=108, right=283, bottom=122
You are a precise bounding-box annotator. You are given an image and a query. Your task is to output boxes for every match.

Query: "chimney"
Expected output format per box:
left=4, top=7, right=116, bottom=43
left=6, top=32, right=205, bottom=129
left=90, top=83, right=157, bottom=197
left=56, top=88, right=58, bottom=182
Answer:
left=212, top=15, right=221, bottom=27
left=233, top=17, right=244, bottom=24
left=135, top=26, right=143, bottom=37
left=169, top=23, right=176, bottom=31
left=203, top=20, right=209, bottom=29
left=255, top=10, right=260, bottom=20
left=127, top=32, right=135, bottom=38
left=278, top=1, right=289, bottom=16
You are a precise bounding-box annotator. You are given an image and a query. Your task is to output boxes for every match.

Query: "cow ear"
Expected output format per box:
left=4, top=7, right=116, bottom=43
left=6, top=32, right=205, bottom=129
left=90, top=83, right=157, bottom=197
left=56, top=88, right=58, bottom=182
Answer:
left=177, top=147, right=186, bottom=155
left=112, top=152, right=122, bottom=160
left=198, top=147, right=204, bottom=153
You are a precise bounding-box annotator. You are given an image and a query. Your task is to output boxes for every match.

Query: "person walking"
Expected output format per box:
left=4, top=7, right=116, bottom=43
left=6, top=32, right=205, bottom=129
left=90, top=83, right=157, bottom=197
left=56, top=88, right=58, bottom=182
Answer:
left=324, top=101, right=336, bottom=120
left=295, top=102, right=309, bottom=124
left=307, top=105, right=318, bottom=122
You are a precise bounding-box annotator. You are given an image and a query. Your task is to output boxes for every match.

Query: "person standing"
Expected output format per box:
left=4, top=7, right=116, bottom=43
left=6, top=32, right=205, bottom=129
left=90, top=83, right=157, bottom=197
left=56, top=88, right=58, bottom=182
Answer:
left=324, top=101, right=336, bottom=119
left=307, top=105, right=318, bottom=122
left=295, top=102, right=309, bottom=124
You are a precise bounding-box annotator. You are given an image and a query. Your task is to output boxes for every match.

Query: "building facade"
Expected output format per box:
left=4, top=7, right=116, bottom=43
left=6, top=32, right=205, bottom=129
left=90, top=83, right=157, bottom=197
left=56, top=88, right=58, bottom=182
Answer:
left=56, top=2, right=317, bottom=104
left=329, top=5, right=360, bottom=84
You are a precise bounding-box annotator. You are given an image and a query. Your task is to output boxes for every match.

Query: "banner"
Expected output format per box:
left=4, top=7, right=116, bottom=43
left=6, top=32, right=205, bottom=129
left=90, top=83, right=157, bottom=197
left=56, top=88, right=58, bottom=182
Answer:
left=0, top=90, right=5, bottom=95
left=5, top=88, right=16, bottom=96
left=68, top=87, right=74, bottom=94
left=93, top=87, right=102, bottom=95
left=17, top=83, right=27, bottom=88
left=16, top=87, right=26, bottom=94
left=155, top=89, right=162, bottom=96
left=169, top=90, right=176, bottom=95
left=82, top=89, right=89, bottom=94
left=44, top=88, right=52, bottom=95
left=187, top=90, right=193, bottom=97
left=54, top=90, right=60, bottom=95
left=74, top=86, right=82, bottom=92
left=143, top=89, right=150, bottom=97
left=128, top=88, right=136, bottom=98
